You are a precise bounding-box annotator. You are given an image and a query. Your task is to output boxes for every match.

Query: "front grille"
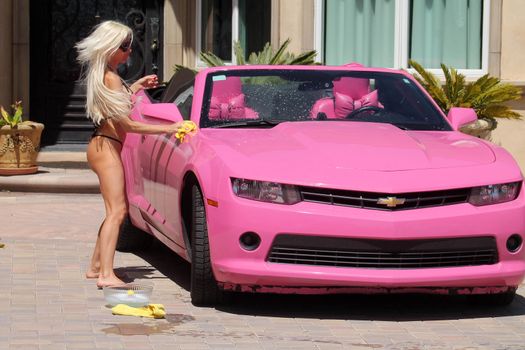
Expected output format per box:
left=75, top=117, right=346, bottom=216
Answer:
left=267, top=235, right=498, bottom=269
left=299, top=186, right=470, bottom=211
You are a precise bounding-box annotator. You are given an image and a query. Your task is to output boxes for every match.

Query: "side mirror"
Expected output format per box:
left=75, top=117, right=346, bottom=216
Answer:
left=140, top=103, right=183, bottom=123
left=447, top=107, right=477, bottom=130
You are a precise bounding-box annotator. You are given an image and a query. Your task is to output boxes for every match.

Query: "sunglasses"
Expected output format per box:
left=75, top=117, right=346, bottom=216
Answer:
left=119, top=40, right=132, bottom=52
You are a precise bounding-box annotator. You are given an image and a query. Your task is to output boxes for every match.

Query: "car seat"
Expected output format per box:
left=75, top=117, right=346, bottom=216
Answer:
left=310, top=77, right=379, bottom=119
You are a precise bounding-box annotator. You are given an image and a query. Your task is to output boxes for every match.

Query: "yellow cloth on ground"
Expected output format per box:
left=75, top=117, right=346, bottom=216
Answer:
left=111, top=303, right=166, bottom=319
left=175, top=121, right=197, bottom=142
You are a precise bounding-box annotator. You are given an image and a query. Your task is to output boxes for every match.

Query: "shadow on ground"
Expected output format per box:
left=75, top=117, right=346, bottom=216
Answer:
left=133, top=239, right=525, bottom=322
left=131, top=240, right=191, bottom=291
left=218, top=292, right=525, bottom=322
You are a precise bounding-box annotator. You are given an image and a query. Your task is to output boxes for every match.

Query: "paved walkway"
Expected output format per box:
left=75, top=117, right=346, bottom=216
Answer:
left=0, top=151, right=98, bottom=194
left=1, top=192, right=525, bottom=349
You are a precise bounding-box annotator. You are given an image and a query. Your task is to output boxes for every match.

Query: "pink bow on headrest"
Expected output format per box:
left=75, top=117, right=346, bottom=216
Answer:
left=334, top=90, right=379, bottom=118
left=208, top=94, right=246, bottom=120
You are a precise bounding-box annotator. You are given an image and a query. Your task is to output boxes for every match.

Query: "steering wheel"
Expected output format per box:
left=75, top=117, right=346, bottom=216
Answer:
left=345, top=106, right=384, bottom=119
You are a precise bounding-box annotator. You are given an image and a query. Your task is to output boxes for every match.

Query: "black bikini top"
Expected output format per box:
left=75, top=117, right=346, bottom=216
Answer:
left=121, top=78, right=133, bottom=94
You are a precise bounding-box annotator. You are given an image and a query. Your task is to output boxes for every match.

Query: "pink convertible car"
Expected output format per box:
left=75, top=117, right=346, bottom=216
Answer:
left=119, top=64, right=525, bottom=306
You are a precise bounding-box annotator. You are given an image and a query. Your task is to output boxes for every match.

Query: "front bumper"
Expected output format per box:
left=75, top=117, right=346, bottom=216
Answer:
left=205, top=189, right=525, bottom=293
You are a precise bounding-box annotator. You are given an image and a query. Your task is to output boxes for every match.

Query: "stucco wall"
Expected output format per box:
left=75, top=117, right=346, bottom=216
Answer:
left=500, top=0, right=525, bottom=81
left=491, top=114, right=525, bottom=174
left=164, top=0, right=196, bottom=80
left=0, top=0, right=13, bottom=109
left=497, top=0, right=525, bottom=172
left=272, top=0, right=315, bottom=52
left=12, top=0, right=29, bottom=112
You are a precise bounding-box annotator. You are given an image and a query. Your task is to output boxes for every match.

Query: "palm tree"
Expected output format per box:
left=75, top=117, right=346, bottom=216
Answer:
left=174, top=38, right=318, bottom=74
left=409, top=59, right=522, bottom=130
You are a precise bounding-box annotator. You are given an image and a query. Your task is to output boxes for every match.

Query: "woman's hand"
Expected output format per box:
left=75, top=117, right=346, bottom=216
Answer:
left=131, top=75, right=159, bottom=93
left=166, top=121, right=198, bottom=142
left=165, top=122, right=185, bottom=134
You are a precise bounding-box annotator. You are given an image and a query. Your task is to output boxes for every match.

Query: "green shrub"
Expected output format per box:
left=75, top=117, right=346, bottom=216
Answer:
left=409, top=59, right=522, bottom=129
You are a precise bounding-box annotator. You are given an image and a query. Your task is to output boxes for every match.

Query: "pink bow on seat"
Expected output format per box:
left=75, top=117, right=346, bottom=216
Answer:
left=209, top=94, right=246, bottom=120
left=334, top=90, right=379, bottom=118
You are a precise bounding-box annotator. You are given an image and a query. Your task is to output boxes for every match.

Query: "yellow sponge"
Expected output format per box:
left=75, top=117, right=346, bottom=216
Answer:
left=111, top=303, right=166, bottom=319
left=175, top=121, right=198, bottom=142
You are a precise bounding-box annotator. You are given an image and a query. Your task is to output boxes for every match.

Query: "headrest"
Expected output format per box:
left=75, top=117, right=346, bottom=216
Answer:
left=333, top=77, right=370, bottom=99
left=210, top=76, right=243, bottom=102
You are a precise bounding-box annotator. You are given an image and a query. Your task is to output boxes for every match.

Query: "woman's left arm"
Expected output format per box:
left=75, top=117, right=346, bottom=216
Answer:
left=130, top=74, right=159, bottom=93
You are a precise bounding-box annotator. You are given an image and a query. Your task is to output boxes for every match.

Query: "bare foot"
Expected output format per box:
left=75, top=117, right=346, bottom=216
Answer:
left=85, top=269, right=100, bottom=279
left=97, top=275, right=125, bottom=289
left=86, top=270, right=127, bottom=279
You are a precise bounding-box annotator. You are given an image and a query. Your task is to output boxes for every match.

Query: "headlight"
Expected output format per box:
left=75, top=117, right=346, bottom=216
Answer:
left=231, top=178, right=301, bottom=204
left=469, top=182, right=521, bottom=206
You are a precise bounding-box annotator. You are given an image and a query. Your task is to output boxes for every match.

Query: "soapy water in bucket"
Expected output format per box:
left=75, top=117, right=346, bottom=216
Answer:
left=103, top=283, right=153, bottom=307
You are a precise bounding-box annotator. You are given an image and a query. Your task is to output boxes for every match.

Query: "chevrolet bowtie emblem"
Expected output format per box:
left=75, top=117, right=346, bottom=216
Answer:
left=377, top=196, right=406, bottom=207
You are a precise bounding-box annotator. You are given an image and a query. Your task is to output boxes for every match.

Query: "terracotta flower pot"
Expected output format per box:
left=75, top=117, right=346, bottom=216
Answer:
left=0, top=122, right=44, bottom=175
left=459, top=119, right=493, bottom=141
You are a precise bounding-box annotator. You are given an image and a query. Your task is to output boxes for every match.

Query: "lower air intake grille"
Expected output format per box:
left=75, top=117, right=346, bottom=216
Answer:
left=267, top=235, right=498, bottom=269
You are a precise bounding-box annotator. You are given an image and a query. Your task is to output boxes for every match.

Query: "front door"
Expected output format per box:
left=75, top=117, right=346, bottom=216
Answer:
left=30, top=0, right=164, bottom=145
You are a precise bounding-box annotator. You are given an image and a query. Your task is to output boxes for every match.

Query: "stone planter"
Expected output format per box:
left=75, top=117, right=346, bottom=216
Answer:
left=0, top=122, right=44, bottom=175
left=459, top=118, right=494, bottom=141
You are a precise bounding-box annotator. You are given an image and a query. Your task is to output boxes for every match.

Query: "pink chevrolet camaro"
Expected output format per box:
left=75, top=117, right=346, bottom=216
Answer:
left=119, top=64, right=525, bottom=306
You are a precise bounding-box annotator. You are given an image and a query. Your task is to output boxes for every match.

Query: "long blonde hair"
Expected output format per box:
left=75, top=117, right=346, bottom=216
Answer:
left=76, top=21, right=133, bottom=125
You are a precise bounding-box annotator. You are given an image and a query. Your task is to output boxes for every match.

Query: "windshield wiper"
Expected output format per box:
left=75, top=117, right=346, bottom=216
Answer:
left=212, top=119, right=282, bottom=128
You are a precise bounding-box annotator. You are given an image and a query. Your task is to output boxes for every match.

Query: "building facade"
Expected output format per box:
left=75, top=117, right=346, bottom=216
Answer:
left=1, top=0, right=523, bottom=167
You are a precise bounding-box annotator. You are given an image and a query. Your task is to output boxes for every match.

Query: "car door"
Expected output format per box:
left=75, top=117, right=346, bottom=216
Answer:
left=138, top=71, right=196, bottom=248
left=158, top=77, right=196, bottom=247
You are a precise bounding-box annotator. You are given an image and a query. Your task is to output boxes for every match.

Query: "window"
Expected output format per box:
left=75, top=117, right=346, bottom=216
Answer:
left=200, top=70, right=449, bottom=131
left=174, top=86, right=194, bottom=120
left=200, top=0, right=233, bottom=60
left=324, top=0, right=396, bottom=68
left=318, top=0, right=489, bottom=76
left=160, top=68, right=195, bottom=120
left=197, top=0, right=271, bottom=64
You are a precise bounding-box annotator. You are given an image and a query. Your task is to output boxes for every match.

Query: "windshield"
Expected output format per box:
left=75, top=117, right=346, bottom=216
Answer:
left=200, top=69, right=451, bottom=131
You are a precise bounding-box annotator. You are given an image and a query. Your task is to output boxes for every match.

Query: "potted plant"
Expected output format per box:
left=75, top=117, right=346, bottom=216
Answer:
left=0, top=101, right=44, bottom=175
left=409, top=59, right=522, bottom=139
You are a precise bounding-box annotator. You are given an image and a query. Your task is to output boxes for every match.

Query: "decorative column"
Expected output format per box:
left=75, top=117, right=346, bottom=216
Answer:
left=165, top=0, right=196, bottom=77
left=273, top=0, right=315, bottom=54
left=0, top=0, right=13, bottom=108
left=12, top=0, right=30, bottom=115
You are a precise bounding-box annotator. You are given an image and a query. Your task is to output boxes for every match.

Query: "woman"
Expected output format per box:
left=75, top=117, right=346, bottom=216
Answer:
left=76, top=20, right=182, bottom=288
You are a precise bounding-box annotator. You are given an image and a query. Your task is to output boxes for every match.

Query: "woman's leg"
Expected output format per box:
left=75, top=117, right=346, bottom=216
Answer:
left=85, top=221, right=104, bottom=278
left=86, top=137, right=127, bottom=287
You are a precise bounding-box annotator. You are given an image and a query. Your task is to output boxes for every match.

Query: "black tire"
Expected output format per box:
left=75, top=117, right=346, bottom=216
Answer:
left=190, top=184, right=224, bottom=306
left=116, top=215, right=154, bottom=252
left=467, top=289, right=517, bottom=306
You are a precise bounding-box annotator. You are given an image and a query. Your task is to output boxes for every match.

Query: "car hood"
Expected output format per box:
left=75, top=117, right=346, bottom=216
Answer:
left=202, top=121, right=495, bottom=173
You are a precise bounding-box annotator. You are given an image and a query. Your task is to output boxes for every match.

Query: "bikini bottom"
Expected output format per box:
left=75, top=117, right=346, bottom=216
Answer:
left=91, top=132, right=123, bottom=145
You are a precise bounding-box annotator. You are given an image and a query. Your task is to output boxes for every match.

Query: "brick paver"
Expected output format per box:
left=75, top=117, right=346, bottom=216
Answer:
left=1, top=192, right=524, bottom=350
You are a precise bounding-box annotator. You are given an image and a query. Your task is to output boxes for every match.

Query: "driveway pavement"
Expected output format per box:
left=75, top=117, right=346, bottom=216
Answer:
left=1, top=192, right=525, bottom=350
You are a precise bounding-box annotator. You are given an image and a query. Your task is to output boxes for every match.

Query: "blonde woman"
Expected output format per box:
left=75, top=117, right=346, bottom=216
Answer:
left=76, top=20, right=182, bottom=288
